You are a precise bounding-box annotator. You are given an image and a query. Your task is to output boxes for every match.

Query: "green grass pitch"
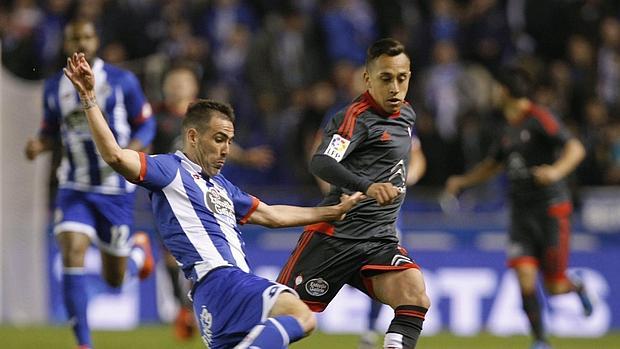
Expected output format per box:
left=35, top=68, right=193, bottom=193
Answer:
left=1, top=325, right=620, bottom=349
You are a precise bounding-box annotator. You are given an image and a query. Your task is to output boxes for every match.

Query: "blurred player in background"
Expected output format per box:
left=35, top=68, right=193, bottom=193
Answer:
left=444, top=67, right=592, bottom=349
left=63, top=52, right=365, bottom=348
left=24, top=20, right=156, bottom=349
left=278, top=38, right=430, bottom=349
left=150, top=63, right=276, bottom=340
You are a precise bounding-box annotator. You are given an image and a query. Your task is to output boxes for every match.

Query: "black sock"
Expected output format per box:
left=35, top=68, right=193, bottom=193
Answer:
left=385, top=305, right=427, bottom=349
left=522, top=292, right=545, bottom=341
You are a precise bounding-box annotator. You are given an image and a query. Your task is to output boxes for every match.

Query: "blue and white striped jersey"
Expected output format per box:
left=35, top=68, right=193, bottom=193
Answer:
left=137, top=151, right=260, bottom=282
left=40, top=58, right=155, bottom=194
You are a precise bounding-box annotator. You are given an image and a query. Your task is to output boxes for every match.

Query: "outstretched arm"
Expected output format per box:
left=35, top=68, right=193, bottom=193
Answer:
left=444, top=157, right=503, bottom=195
left=63, top=53, right=141, bottom=181
left=247, top=192, right=365, bottom=228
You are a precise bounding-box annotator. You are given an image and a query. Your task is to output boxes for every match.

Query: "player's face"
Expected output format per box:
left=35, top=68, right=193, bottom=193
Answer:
left=64, top=22, right=99, bottom=62
left=364, top=53, right=411, bottom=114
left=195, top=114, right=234, bottom=176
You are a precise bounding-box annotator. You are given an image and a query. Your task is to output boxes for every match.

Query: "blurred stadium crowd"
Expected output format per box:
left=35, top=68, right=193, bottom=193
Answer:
left=2, top=0, right=620, bottom=192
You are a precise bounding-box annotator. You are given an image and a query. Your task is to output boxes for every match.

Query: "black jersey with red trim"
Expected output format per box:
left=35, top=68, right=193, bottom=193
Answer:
left=489, top=104, right=572, bottom=205
left=313, top=91, right=416, bottom=240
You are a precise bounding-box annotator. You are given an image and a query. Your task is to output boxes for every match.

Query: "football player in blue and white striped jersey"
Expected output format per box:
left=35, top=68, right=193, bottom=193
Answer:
left=63, top=51, right=364, bottom=349
left=25, top=20, right=156, bottom=349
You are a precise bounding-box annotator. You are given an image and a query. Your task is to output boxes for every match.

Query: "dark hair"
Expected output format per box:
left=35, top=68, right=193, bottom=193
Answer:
left=496, top=66, right=534, bottom=99
left=65, top=19, right=97, bottom=36
left=365, top=38, right=407, bottom=67
left=162, top=61, right=202, bottom=86
left=182, top=99, right=235, bottom=133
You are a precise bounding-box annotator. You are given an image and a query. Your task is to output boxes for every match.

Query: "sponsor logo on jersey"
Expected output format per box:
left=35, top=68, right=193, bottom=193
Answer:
left=205, top=186, right=235, bottom=223
left=199, top=306, right=213, bottom=348
left=324, top=134, right=350, bottom=162
left=305, top=278, right=329, bottom=297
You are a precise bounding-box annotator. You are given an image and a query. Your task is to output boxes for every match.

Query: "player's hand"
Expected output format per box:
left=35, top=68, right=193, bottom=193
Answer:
left=24, top=138, right=44, bottom=160
left=531, top=165, right=561, bottom=186
left=244, top=145, right=275, bottom=170
left=444, top=175, right=465, bottom=196
left=366, top=183, right=400, bottom=206
left=334, top=191, right=366, bottom=220
left=63, top=52, right=95, bottom=97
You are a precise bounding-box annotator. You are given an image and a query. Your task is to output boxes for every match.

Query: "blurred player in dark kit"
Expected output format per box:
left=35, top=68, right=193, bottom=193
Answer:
left=445, top=67, right=592, bottom=349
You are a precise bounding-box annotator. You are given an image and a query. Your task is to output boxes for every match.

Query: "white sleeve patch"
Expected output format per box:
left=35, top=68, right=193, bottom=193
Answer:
left=324, top=134, right=350, bottom=162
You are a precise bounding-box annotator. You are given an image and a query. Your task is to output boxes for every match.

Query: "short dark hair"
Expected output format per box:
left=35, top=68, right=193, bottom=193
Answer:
left=366, top=38, right=407, bottom=67
left=496, top=66, right=534, bottom=99
left=182, top=99, right=235, bottom=133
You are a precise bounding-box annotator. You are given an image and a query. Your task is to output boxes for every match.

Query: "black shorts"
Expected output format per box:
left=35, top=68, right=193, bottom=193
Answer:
left=276, top=230, right=419, bottom=312
left=507, top=201, right=572, bottom=282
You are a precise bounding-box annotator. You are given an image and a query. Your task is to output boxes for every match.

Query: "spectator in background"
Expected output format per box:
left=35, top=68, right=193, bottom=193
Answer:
left=597, top=16, right=620, bottom=114
left=23, top=20, right=156, bottom=349
left=459, top=0, right=512, bottom=73
left=416, top=40, right=467, bottom=184
left=1, top=0, right=44, bottom=79
left=318, top=0, right=378, bottom=67
left=566, top=34, right=597, bottom=125
left=247, top=4, right=324, bottom=116
left=445, top=67, right=592, bottom=349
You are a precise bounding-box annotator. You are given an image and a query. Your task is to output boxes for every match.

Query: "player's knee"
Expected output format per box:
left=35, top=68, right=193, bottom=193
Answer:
left=60, top=245, right=87, bottom=267
left=398, top=274, right=431, bottom=309
left=294, top=305, right=317, bottom=335
left=401, top=290, right=430, bottom=309
left=271, top=292, right=316, bottom=335
left=544, top=279, right=569, bottom=295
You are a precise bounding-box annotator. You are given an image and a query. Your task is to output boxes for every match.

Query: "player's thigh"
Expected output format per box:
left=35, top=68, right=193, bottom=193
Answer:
left=507, top=207, right=539, bottom=267
left=56, top=231, right=91, bottom=267
left=192, top=267, right=298, bottom=348
left=90, top=192, right=135, bottom=258
left=53, top=189, right=97, bottom=241
left=540, top=202, right=573, bottom=285
left=371, top=268, right=429, bottom=309
left=277, top=232, right=363, bottom=312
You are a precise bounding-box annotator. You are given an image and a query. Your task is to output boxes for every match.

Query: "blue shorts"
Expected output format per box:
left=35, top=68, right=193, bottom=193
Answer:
left=53, top=188, right=136, bottom=256
left=192, top=266, right=297, bottom=349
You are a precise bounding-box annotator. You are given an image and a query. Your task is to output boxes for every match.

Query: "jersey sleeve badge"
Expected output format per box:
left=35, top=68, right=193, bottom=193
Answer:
left=324, top=134, right=350, bottom=162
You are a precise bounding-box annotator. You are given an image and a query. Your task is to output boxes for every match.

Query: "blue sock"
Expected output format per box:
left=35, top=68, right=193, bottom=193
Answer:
left=368, top=300, right=382, bottom=330
left=236, top=315, right=305, bottom=348
left=63, top=268, right=91, bottom=347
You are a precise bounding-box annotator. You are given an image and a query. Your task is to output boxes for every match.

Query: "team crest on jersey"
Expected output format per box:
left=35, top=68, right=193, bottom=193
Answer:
left=199, top=306, right=213, bottom=348
left=205, top=186, right=235, bottom=222
left=324, top=134, right=350, bottom=162
left=305, top=278, right=329, bottom=297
